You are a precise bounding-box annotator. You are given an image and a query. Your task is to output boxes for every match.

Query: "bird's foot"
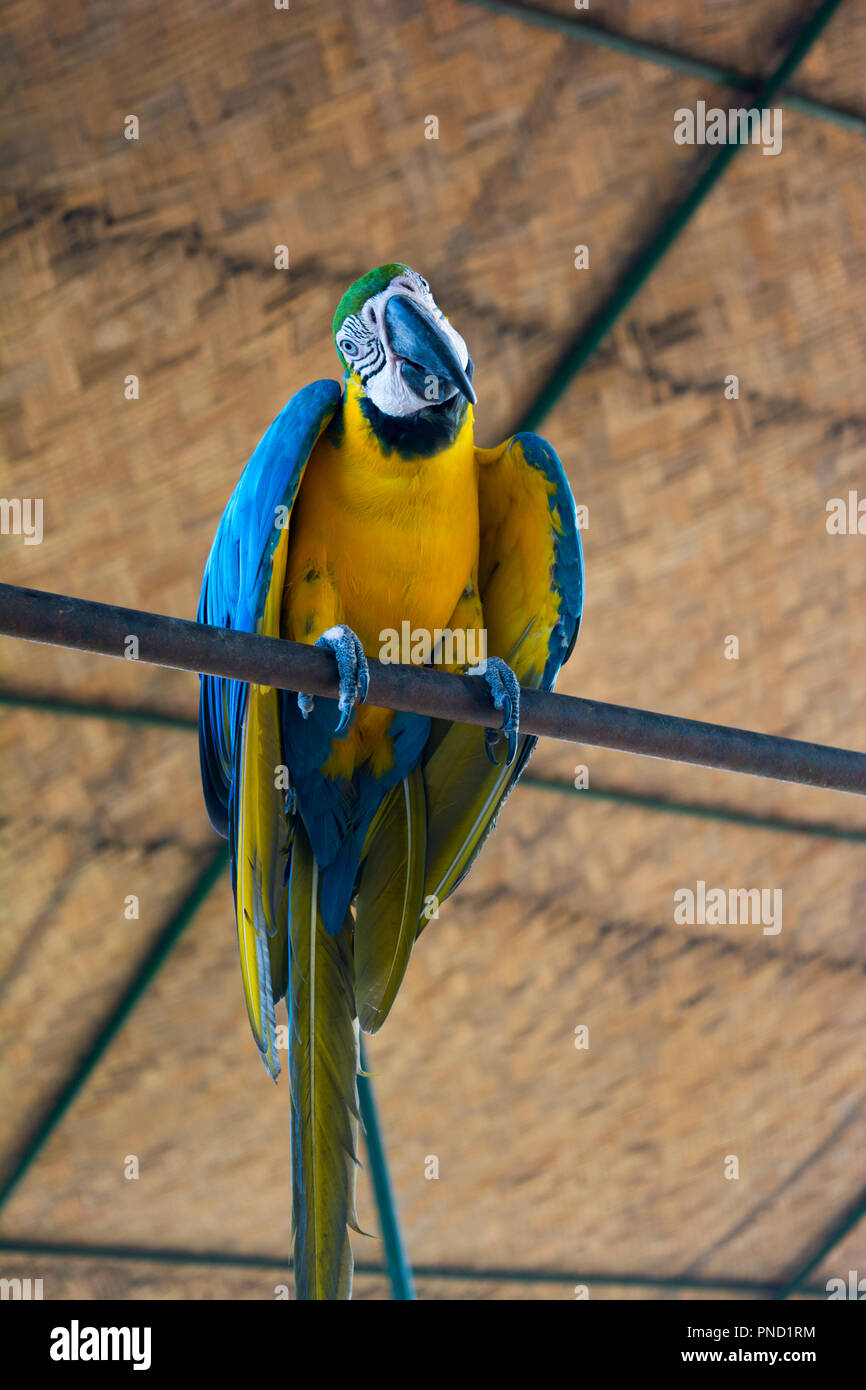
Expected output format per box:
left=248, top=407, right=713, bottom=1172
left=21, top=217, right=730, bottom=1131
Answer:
left=298, top=625, right=369, bottom=733
left=468, top=655, right=520, bottom=767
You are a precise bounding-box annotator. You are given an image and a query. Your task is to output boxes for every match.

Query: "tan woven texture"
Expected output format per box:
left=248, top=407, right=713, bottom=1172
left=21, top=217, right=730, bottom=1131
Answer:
left=1, top=0, right=864, bottom=1299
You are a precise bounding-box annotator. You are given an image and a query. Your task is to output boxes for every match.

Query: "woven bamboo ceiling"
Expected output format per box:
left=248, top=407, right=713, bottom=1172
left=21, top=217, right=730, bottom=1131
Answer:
left=1, top=0, right=865, bottom=1300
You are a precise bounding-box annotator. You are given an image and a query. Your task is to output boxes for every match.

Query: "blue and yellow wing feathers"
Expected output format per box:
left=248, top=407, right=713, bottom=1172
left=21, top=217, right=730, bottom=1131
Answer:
left=420, top=430, right=583, bottom=922
left=197, top=379, right=342, bottom=1078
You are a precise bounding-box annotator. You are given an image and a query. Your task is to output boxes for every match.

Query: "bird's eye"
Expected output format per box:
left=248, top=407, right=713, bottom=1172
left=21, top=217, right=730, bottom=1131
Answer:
left=340, top=339, right=356, bottom=356
left=419, top=278, right=429, bottom=293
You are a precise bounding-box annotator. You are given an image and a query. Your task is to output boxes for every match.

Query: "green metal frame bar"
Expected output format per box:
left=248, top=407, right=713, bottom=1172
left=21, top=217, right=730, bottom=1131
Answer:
left=511, top=0, right=848, bottom=433
left=777, top=1179, right=866, bottom=1299
left=3, top=689, right=864, bottom=840
left=357, top=1043, right=416, bottom=1299
left=0, top=1237, right=832, bottom=1299
left=465, top=0, right=866, bottom=134
left=0, top=688, right=199, bottom=732
left=0, top=0, right=856, bottom=1302
left=0, top=849, right=229, bottom=1214
left=523, top=776, right=866, bottom=842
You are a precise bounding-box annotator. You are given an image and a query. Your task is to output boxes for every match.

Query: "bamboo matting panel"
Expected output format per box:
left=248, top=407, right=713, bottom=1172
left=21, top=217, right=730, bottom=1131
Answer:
left=1, top=0, right=865, bottom=1299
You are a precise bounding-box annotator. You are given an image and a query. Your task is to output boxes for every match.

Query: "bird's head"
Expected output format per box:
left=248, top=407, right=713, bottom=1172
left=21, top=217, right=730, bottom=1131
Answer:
left=332, top=264, right=476, bottom=436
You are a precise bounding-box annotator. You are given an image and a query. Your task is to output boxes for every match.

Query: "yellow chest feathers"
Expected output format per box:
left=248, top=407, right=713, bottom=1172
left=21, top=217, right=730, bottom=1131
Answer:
left=283, top=381, right=480, bottom=651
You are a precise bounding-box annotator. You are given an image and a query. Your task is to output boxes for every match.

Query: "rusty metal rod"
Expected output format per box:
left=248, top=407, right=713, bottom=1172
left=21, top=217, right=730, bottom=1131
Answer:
left=1, top=582, right=864, bottom=796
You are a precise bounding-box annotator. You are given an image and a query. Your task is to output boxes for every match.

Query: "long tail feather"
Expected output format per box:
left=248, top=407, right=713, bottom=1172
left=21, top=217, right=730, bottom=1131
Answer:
left=289, top=821, right=360, bottom=1300
left=355, top=766, right=426, bottom=1033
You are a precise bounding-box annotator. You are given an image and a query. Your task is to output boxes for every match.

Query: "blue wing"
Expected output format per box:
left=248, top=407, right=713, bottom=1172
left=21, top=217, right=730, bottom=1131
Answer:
left=197, top=378, right=342, bottom=1076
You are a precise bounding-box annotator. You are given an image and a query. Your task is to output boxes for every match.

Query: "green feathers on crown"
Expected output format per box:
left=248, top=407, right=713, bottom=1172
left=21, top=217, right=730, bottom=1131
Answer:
left=332, top=263, right=409, bottom=341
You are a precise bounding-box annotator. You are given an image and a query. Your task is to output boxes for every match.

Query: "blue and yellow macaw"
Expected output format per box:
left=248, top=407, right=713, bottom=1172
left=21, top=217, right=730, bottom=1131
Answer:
left=197, top=264, right=583, bottom=1299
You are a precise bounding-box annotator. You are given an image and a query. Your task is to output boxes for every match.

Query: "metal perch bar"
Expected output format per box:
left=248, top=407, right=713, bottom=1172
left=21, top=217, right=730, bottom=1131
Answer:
left=1, top=582, right=864, bottom=796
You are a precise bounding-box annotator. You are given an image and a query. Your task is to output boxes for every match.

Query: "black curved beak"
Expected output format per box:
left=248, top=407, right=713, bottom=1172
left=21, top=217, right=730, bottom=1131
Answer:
left=383, top=293, right=477, bottom=406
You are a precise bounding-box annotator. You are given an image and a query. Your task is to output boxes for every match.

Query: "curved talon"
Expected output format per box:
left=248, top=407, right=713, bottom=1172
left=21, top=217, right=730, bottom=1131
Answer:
left=297, top=624, right=369, bottom=733
left=468, top=656, right=520, bottom=767
left=484, top=727, right=500, bottom=764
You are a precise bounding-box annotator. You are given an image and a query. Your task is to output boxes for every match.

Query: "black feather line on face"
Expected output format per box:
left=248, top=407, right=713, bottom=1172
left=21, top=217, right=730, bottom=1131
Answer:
left=358, top=341, right=385, bottom=383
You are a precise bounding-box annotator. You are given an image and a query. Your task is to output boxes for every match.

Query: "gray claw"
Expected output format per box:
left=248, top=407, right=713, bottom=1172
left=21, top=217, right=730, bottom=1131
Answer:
left=298, top=624, right=369, bottom=733
left=468, top=656, right=520, bottom=766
